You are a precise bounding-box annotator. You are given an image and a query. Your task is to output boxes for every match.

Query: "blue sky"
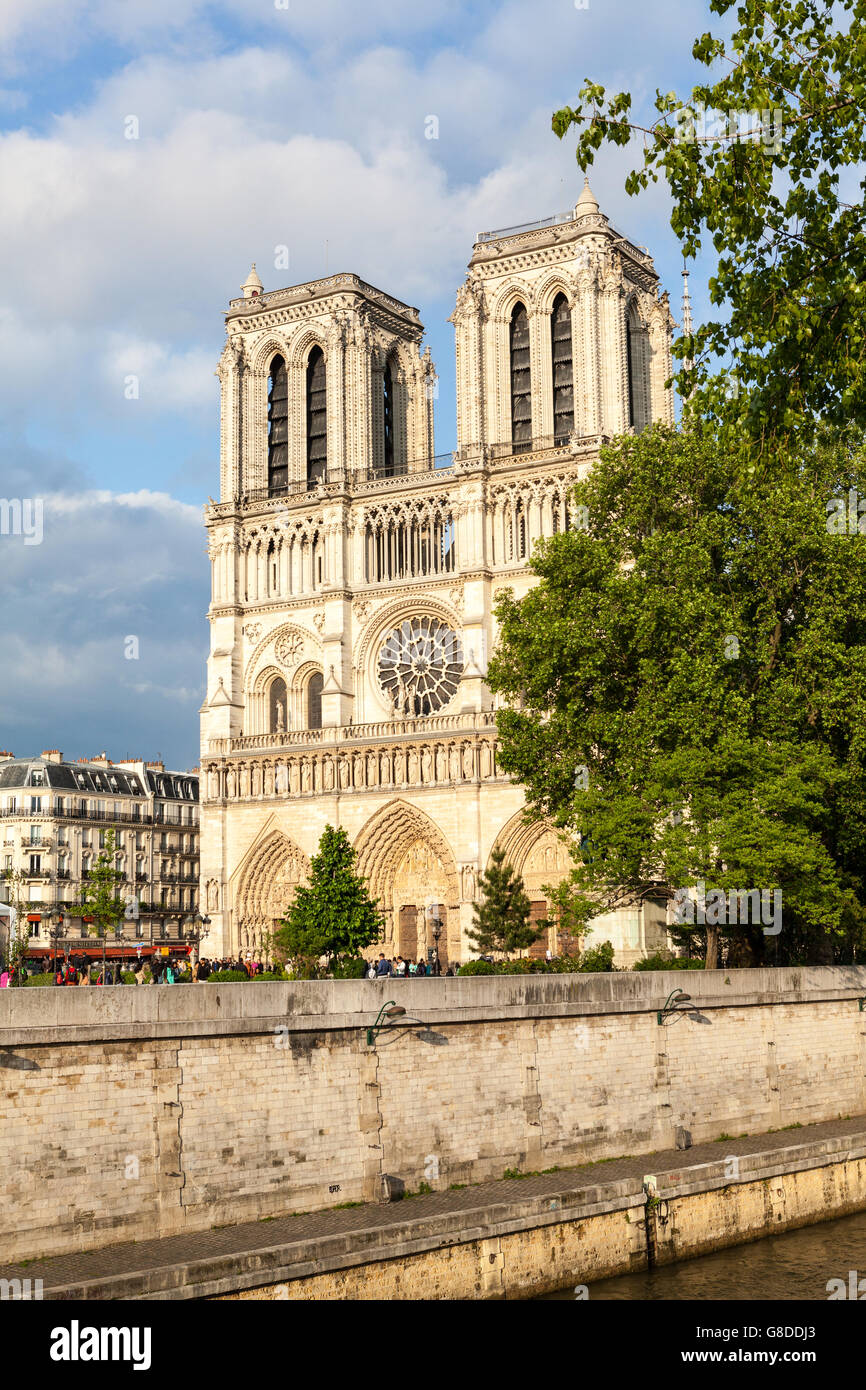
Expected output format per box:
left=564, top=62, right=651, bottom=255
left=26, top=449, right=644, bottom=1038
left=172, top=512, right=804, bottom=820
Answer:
left=0, top=0, right=719, bottom=769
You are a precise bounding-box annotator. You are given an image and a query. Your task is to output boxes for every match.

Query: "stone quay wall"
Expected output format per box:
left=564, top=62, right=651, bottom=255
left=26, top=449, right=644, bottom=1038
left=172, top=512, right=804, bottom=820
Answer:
left=2, top=967, right=865, bottom=1266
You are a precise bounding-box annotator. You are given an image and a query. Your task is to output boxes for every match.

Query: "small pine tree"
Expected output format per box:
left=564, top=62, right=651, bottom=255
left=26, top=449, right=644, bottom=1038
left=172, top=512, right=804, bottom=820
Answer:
left=274, top=825, right=382, bottom=975
left=468, top=848, right=540, bottom=958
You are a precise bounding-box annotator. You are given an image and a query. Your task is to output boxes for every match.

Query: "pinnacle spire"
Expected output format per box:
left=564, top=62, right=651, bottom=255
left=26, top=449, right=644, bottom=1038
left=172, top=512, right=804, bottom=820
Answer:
left=574, top=175, right=600, bottom=215
left=241, top=263, right=264, bottom=299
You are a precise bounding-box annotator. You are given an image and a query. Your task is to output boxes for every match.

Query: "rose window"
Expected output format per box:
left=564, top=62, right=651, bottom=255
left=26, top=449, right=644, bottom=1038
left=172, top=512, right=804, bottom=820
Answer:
left=378, top=617, right=463, bottom=716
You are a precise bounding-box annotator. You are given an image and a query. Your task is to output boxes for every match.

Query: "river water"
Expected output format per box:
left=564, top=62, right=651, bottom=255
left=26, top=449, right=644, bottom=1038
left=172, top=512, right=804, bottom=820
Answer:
left=541, top=1208, right=866, bottom=1299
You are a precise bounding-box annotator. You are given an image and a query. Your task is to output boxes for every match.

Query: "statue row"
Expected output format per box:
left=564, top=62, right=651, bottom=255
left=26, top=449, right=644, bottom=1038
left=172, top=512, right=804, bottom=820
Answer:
left=205, top=739, right=499, bottom=801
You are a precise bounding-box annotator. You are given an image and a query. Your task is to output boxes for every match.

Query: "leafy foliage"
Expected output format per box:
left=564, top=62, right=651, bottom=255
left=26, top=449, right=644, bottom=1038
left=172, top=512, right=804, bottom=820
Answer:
left=77, top=830, right=127, bottom=941
left=488, top=424, right=866, bottom=967
left=274, top=825, right=383, bottom=973
left=553, top=0, right=866, bottom=451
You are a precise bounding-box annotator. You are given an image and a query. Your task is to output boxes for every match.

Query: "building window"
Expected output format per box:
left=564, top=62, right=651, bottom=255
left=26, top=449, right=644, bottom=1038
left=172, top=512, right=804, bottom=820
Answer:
left=268, top=354, right=289, bottom=495
left=510, top=303, right=531, bottom=452
left=306, top=346, right=327, bottom=486
left=626, top=314, right=635, bottom=428
left=383, top=360, right=395, bottom=476
left=551, top=293, right=574, bottom=443
left=270, top=676, right=288, bottom=734
left=307, top=672, right=323, bottom=730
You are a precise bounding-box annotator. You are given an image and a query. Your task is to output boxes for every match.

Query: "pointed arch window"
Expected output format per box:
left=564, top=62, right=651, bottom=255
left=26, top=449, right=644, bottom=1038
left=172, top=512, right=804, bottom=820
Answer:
left=383, top=360, right=395, bottom=476
left=267, top=355, right=288, bottom=495
left=626, top=315, right=635, bottom=429
left=551, top=293, right=574, bottom=444
left=269, top=677, right=288, bottom=734
left=306, top=346, right=327, bottom=486
left=307, top=672, right=323, bottom=730
left=510, top=303, right=531, bottom=453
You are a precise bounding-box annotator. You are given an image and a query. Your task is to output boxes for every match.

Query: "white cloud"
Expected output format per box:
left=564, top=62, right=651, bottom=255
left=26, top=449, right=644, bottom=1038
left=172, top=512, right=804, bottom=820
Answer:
left=0, top=486, right=207, bottom=768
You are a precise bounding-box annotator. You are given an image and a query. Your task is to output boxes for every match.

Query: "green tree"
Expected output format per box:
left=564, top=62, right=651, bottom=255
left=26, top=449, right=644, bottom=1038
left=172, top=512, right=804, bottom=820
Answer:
left=274, top=825, right=382, bottom=976
left=2, top=869, right=36, bottom=984
left=553, top=0, right=866, bottom=451
left=468, top=848, right=540, bottom=958
left=77, top=829, right=127, bottom=975
left=488, top=424, right=866, bottom=968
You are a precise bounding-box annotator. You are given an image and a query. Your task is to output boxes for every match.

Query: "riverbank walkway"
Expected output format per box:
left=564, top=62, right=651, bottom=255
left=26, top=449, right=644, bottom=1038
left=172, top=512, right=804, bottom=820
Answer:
left=4, top=1114, right=865, bottom=1300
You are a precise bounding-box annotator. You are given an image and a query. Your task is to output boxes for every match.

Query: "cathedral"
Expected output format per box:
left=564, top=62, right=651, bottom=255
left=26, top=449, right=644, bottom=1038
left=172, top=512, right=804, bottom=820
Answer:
left=199, top=179, right=675, bottom=967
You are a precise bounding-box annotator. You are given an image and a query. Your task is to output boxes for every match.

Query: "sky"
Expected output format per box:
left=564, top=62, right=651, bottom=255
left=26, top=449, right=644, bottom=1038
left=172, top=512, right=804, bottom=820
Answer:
left=0, top=0, right=720, bottom=770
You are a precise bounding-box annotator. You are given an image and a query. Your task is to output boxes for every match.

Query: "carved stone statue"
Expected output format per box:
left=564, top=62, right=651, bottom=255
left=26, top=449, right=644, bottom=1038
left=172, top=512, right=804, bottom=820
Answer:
left=462, top=866, right=476, bottom=901
left=302, top=760, right=312, bottom=792
left=435, top=745, right=446, bottom=781
left=264, top=763, right=274, bottom=796
left=380, top=752, right=390, bottom=783
left=339, top=756, right=350, bottom=789
left=252, top=763, right=262, bottom=796
left=449, top=745, right=460, bottom=781
left=367, top=753, right=377, bottom=786
left=481, top=742, right=493, bottom=779
left=408, top=748, right=419, bottom=784
left=323, top=758, right=335, bottom=790
left=289, top=761, right=299, bottom=794
left=353, top=754, right=365, bottom=787
left=227, top=767, right=237, bottom=798
left=462, top=745, right=474, bottom=779
left=275, top=700, right=285, bottom=732
left=421, top=747, right=432, bottom=783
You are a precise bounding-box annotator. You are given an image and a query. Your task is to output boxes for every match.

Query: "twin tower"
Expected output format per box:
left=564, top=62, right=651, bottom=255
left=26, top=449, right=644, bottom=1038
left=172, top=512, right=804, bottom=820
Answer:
left=199, top=180, right=674, bottom=966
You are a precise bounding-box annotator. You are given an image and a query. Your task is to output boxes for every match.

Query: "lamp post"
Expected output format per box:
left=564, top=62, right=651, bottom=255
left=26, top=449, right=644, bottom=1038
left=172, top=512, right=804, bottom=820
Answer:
left=431, top=917, right=442, bottom=976
left=48, top=907, right=64, bottom=980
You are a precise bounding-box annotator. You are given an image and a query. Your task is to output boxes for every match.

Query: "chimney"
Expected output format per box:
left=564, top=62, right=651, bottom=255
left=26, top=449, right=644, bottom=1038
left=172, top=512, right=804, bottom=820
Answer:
left=146, top=760, right=165, bottom=772
left=41, top=750, right=63, bottom=763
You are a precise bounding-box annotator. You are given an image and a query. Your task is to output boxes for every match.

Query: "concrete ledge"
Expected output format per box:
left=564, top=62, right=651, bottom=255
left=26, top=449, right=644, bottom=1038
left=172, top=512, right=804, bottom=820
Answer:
left=3, top=966, right=866, bottom=1046
left=29, top=1128, right=866, bottom=1301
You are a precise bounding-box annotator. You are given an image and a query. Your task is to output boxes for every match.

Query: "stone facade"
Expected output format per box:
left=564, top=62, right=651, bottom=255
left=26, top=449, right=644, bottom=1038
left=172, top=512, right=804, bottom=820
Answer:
left=1, top=969, right=864, bottom=1265
left=0, top=751, right=199, bottom=961
left=199, top=183, right=676, bottom=963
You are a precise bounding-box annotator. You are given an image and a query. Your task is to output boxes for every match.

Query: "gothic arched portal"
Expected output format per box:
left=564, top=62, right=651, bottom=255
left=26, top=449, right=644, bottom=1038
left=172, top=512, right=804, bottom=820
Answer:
left=354, top=800, right=459, bottom=964
left=489, top=813, right=575, bottom=958
left=231, top=828, right=309, bottom=958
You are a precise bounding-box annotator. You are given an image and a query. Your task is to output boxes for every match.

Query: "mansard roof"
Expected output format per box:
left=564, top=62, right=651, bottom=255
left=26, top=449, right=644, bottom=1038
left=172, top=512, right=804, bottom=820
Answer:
left=0, top=757, right=198, bottom=800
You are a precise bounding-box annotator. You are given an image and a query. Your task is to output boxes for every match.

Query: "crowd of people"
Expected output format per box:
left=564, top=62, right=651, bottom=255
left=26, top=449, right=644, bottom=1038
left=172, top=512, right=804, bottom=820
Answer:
left=367, top=953, right=454, bottom=978
left=0, top=951, right=459, bottom=986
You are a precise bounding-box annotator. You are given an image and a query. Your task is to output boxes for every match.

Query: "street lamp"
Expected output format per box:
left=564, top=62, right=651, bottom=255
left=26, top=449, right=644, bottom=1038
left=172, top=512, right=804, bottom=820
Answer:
left=431, top=916, right=443, bottom=976
left=366, top=1002, right=406, bottom=1047
left=48, top=907, right=64, bottom=979
left=657, top=990, right=692, bottom=1025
